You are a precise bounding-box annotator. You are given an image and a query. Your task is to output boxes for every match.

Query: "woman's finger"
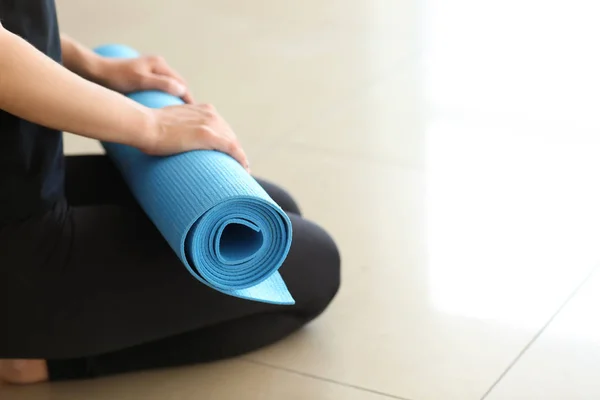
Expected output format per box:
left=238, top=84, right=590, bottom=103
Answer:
left=141, top=75, right=187, bottom=98
left=151, top=58, right=186, bottom=84
left=150, top=58, right=196, bottom=104
left=201, top=125, right=250, bottom=172
left=151, top=73, right=195, bottom=103
left=180, top=89, right=196, bottom=104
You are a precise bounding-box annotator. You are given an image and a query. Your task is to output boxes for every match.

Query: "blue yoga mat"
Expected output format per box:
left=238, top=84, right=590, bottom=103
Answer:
left=94, top=44, right=294, bottom=305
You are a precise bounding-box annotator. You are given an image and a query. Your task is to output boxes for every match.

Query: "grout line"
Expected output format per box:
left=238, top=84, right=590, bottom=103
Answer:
left=241, top=358, right=414, bottom=400
left=479, top=264, right=600, bottom=400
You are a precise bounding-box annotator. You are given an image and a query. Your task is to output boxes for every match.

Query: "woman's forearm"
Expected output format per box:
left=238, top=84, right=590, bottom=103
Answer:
left=0, top=27, right=155, bottom=150
left=60, top=33, right=106, bottom=82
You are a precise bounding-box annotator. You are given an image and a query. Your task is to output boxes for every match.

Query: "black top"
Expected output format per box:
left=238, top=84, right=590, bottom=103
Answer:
left=0, top=0, right=64, bottom=223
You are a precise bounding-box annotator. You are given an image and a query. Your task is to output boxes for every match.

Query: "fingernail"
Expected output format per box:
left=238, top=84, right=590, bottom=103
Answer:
left=174, top=82, right=187, bottom=97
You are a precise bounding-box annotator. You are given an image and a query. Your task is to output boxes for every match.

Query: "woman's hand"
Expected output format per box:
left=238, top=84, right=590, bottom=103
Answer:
left=60, top=35, right=194, bottom=103
left=145, top=103, right=250, bottom=172
left=95, top=56, right=195, bottom=104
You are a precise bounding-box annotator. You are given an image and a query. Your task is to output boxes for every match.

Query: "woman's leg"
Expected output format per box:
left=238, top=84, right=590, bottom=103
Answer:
left=253, top=177, right=302, bottom=216
left=0, top=155, right=339, bottom=380
left=1, top=204, right=339, bottom=362
left=1, top=155, right=147, bottom=384
left=0, top=156, right=339, bottom=379
left=64, top=155, right=137, bottom=207
left=46, top=212, right=339, bottom=380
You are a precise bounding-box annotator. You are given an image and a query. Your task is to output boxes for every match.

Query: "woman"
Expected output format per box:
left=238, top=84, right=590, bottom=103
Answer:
left=0, top=1, right=340, bottom=384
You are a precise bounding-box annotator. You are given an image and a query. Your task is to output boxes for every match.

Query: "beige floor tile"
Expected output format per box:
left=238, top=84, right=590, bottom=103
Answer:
left=286, top=66, right=426, bottom=168
left=245, top=120, right=600, bottom=400
left=485, top=270, right=600, bottom=400
left=55, top=0, right=411, bottom=143
left=0, top=359, right=394, bottom=400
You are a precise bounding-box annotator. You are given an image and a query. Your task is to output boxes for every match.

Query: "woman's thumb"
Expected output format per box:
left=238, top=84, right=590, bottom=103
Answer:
left=143, top=75, right=187, bottom=97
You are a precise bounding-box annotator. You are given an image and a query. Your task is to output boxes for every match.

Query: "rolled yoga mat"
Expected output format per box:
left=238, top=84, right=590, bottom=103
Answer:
left=94, top=44, right=294, bottom=305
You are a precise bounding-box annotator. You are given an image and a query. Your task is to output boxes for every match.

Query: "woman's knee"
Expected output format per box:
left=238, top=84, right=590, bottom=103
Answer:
left=254, top=178, right=302, bottom=215
left=282, top=215, right=341, bottom=318
left=313, top=223, right=341, bottom=307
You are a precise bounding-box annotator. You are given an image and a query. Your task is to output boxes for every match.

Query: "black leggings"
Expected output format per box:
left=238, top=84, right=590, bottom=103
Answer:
left=0, top=155, right=340, bottom=380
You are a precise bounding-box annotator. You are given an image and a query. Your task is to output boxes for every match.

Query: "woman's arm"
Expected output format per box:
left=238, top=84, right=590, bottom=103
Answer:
left=0, top=25, right=249, bottom=167
left=0, top=26, right=154, bottom=150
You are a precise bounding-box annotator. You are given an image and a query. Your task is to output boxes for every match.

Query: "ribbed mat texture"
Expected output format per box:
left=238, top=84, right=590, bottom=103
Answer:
left=93, top=44, right=294, bottom=305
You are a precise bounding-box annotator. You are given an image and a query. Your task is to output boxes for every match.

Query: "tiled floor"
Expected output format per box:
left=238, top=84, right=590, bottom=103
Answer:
left=5, top=0, right=600, bottom=399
